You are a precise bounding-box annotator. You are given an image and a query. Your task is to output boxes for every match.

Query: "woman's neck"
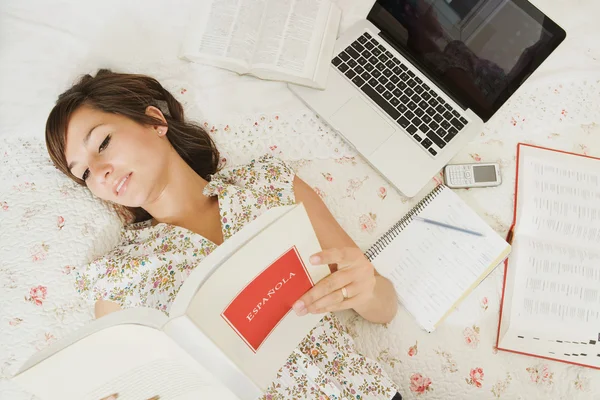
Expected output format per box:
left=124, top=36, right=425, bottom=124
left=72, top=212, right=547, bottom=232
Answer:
left=143, top=153, right=214, bottom=228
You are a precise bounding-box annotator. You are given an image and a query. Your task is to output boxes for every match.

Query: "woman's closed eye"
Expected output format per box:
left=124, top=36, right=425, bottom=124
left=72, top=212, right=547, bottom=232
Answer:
left=82, top=134, right=112, bottom=181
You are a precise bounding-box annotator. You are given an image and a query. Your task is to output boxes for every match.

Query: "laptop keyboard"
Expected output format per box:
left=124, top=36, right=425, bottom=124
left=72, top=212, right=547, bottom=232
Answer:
left=331, top=32, right=469, bottom=157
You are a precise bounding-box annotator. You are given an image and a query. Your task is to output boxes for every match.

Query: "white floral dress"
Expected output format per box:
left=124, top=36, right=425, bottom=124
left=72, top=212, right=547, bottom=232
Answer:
left=75, top=155, right=399, bottom=400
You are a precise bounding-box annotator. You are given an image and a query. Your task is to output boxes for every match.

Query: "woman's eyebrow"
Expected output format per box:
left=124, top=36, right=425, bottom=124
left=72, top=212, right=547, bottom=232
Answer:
left=67, top=124, right=104, bottom=172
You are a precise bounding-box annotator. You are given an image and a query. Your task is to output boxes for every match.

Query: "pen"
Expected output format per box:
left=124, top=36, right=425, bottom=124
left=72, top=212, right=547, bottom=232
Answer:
left=412, top=216, right=484, bottom=237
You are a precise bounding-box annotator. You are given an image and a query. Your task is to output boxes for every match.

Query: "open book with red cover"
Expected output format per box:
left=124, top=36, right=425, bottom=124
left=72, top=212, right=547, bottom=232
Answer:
left=497, top=143, right=600, bottom=369
left=12, top=204, right=331, bottom=400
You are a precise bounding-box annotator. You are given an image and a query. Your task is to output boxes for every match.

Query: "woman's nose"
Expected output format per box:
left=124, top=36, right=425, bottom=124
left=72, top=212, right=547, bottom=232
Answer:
left=91, top=161, right=113, bottom=184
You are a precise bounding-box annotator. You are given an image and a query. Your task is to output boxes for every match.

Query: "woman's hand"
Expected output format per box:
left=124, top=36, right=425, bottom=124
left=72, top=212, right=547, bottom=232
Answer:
left=292, top=247, right=376, bottom=315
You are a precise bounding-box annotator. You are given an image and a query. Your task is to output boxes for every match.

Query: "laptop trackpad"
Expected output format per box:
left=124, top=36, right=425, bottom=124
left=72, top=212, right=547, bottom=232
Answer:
left=330, top=97, right=394, bottom=156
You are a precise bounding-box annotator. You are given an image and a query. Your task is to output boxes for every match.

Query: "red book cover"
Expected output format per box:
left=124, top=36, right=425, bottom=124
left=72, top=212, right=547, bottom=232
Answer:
left=221, top=246, right=314, bottom=353
left=496, top=142, right=600, bottom=369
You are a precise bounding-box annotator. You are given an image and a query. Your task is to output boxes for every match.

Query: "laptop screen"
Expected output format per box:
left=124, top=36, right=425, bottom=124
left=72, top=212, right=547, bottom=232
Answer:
left=368, top=0, right=565, bottom=121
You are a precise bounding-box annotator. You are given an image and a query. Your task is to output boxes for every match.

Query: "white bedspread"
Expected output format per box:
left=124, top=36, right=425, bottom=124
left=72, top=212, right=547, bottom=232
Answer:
left=1, top=1, right=599, bottom=399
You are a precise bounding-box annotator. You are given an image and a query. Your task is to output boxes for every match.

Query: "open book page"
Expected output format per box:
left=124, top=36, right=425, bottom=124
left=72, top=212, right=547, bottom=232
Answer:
left=371, top=187, right=511, bottom=332
left=251, top=0, right=334, bottom=80
left=15, top=308, right=166, bottom=374
left=498, top=145, right=600, bottom=367
left=498, top=237, right=600, bottom=368
left=504, top=236, right=600, bottom=334
left=180, top=0, right=268, bottom=73
left=185, top=204, right=330, bottom=390
left=514, top=145, right=600, bottom=246
left=13, top=315, right=239, bottom=400
left=164, top=317, right=262, bottom=400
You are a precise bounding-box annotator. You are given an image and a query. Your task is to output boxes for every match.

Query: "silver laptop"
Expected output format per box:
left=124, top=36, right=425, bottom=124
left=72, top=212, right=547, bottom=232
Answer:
left=290, top=0, right=565, bottom=197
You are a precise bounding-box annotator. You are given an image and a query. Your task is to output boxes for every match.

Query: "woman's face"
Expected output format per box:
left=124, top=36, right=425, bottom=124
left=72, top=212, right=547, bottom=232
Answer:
left=64, top=105, right=171, bottom=207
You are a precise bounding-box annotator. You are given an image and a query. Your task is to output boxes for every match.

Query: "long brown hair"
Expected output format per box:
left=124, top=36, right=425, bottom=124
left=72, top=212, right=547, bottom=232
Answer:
left=45, top=69, right=219, bottom=224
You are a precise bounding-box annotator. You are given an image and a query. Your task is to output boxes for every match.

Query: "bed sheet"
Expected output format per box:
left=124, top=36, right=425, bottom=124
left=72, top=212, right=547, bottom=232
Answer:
left=1, top=0, right=600, bottom=399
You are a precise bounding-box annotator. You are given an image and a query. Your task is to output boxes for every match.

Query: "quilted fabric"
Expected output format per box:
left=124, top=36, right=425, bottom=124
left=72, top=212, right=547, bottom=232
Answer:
left=2, top=0, right=600, bottom=399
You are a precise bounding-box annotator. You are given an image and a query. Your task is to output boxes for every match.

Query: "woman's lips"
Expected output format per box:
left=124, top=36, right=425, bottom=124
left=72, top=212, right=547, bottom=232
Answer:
left=115, top=172, right=132, bottom=196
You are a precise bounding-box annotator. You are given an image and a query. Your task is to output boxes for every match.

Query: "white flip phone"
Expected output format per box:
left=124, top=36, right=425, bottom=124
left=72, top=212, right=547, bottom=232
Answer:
left=443, top=162, right=501, bottom=189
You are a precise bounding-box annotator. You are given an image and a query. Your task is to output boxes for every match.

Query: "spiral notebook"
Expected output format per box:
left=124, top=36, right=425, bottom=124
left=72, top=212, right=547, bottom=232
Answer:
left=366, top=185, right=511, bottom=332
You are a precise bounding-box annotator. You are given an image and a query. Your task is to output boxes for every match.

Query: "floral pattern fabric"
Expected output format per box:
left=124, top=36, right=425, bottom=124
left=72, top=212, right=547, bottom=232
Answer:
left=2, top=41, right=600, bottom=400
left=74, top=155, right=398, bottom=400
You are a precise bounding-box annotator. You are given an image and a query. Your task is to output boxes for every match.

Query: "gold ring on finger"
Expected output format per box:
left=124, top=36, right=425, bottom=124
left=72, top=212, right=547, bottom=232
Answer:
left=341, top=286, right=349, bottom=300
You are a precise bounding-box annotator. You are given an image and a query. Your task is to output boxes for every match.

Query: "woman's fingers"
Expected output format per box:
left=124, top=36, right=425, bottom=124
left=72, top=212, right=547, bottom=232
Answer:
left=304, top=280, right=368, bottom=314
left=310, top=247, right=362, bottom=269
left=293, top=247, right=376, bottom=316
left=293, top=268, right=354, bottom=315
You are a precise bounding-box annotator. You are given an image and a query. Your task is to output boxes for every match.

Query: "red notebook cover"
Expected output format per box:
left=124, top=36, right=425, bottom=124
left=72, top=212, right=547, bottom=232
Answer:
left=221, top=246, right=314, bottom=353
left=496, top=142, right=600, bottom=369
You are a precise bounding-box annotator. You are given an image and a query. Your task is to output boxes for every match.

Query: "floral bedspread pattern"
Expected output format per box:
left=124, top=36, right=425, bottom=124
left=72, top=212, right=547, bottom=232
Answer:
left=2, top=0, right=600, bottom=397
left=2, top=71, right=600, bottom=399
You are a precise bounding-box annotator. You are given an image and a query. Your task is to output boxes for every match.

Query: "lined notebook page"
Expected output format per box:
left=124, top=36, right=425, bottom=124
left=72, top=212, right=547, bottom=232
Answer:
left=371, top=187, right=510, bottom=332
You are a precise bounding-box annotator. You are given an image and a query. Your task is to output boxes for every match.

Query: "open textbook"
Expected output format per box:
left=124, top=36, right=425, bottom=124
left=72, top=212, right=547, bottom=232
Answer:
left=497, top=144, right=600, bottom=369
left=12, top=204, right=332, bottom=399
left=180, top=0, right=341, bottom=88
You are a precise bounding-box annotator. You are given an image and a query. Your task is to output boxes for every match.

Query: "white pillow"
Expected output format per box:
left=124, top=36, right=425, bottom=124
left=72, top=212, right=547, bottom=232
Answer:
left=0, top=137, right=122, bottom=398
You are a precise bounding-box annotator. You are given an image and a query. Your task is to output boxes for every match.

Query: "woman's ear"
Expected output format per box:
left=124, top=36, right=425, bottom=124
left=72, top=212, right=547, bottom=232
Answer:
left=145, top=105, right=166, bottom=122
left=145, top=106, right=168, bottom=136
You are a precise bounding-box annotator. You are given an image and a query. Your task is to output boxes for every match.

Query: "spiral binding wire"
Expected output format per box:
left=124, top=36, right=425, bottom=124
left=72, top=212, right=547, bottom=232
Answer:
left=364, top=185, right=446, bottom=261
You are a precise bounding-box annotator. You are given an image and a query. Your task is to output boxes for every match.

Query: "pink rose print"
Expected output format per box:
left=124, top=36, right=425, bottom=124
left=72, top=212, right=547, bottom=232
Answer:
left=62, top=265, right=75, bottom=275
left=470, top=153, right=482, bottom=162
left=9, top=317, right=23, bottom=326
left=377, top=186, right=387, bottom=200
left=321, top=172, right=333, bottom=182
left=26, top=285, right=47, bottom=306
left=573, top=374, right=590, bottom=392
left=480, top=297, right=489, bottom=311
left=559, top=108, right=568, bottom=121
left=434, top=349, right=458, bottom=373
left=180, top=88, right=187, bottom=94
left=33, top=332, right=57, bottom=350
left=59, top=183, right=71, bottom=197
left=408, top=341, right=418, bottom=357
left=334, top=156, right=358, bottom=166
left=269, top=145, right=278, bottom=151
left=76, top=278, right=86, bottom=291
left=526, top=364, right=554, bottom=386
left=57, top=216, right=65, bottom=230
left=1, top=201, right=8, bottom=211
left=491, top=373, right=512, bottom=398
left=409, top=373, right=433, bottom=395
left=358, top=212, right=377, bottom=233
left=463, top=325, right=480, bottom=348
left=31, top=242, right=50, bottom=262
left=12, top=181, right=36, bottom=192
left=466, top=367, right=485, bottom=388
